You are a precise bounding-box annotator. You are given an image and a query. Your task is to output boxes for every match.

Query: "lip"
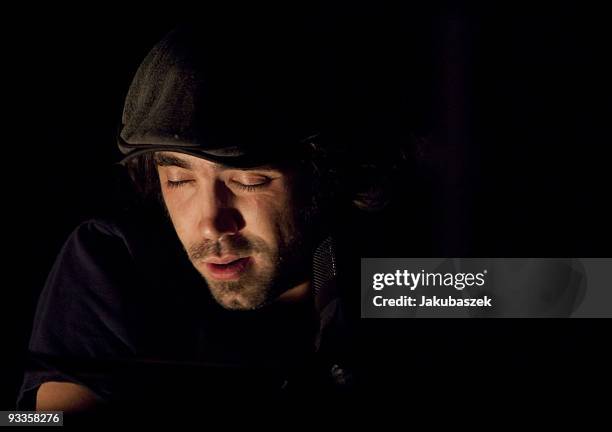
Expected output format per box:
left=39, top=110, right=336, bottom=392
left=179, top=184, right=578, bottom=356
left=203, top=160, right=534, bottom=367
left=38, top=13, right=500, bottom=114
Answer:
left=204, top=255, right=244, bottom=265
left=204, top=257, right=251, bottom=280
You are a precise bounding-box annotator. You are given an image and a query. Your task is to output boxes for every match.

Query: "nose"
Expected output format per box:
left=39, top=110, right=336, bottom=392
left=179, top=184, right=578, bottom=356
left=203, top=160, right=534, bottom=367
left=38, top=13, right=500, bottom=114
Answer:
left=198, top=179, right=244, bottom=241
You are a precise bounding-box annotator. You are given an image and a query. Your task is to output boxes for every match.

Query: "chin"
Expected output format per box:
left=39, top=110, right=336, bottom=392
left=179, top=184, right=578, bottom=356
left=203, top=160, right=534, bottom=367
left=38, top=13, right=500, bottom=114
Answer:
left=213, top=291, right=269, bottom=311
left=203, top=268, right=278, bottom=311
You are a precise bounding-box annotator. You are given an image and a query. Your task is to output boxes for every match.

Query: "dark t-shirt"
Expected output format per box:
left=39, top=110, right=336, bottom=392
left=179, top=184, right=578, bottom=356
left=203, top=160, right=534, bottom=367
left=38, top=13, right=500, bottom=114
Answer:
left=17, top=207, right=337, bottom=409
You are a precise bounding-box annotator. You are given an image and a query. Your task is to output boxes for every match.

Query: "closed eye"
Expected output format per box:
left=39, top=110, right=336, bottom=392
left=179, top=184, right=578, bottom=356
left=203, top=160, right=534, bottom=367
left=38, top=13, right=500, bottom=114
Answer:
left=166, top=179, right=194, bottom=189
left=230, top=178, right=271, bottom=192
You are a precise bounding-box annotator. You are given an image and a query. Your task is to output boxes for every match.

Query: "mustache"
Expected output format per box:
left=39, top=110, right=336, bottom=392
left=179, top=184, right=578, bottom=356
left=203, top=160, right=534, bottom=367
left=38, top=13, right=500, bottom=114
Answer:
left=188, top=235, right=260, bottom=261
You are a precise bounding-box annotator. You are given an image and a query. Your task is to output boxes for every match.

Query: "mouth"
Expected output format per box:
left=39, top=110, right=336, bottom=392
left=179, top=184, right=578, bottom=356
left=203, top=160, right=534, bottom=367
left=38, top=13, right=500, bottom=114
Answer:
left=203, top=257, right=252, bottom=280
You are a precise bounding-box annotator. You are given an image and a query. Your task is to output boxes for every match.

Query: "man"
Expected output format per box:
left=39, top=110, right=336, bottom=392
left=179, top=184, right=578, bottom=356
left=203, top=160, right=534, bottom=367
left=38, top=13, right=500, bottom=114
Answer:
left=18, top=25, right=362, bottom=413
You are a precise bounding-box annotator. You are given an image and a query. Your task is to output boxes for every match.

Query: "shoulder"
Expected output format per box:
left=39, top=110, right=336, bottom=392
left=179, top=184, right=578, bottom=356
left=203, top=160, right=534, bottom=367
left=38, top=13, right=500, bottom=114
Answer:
left=41, top=208, right=171, bottom=304
left=69, top=204, right=159, bottom=247
left=28, top=209, right=176, bottom=352
left=60, top=205, right=174, bottom=266
left=52, top=217, right=137, bottom=279
left=68, top=217, right=130, bottom=249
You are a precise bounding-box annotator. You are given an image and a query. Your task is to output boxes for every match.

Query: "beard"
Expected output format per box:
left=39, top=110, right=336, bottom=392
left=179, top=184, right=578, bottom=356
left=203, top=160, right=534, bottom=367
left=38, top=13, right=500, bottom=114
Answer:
left=185, top=203, right=315, bottom=311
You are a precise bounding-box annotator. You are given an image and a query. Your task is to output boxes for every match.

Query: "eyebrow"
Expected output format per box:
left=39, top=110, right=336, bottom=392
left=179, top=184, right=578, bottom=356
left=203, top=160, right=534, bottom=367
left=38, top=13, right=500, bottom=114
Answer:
left=153, top=152, right=282, bottom=172
left=154, top=153, right=195, bottom=170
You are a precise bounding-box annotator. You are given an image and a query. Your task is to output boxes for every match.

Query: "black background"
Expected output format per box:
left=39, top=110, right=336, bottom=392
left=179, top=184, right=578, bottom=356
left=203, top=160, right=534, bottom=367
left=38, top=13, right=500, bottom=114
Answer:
left=2, top=2, right=611, bottom=408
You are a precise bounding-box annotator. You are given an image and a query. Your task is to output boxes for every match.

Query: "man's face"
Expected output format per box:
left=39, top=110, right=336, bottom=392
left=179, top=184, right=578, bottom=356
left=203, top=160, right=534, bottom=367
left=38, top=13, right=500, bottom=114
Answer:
left=155, top=151, right=312, bottom=310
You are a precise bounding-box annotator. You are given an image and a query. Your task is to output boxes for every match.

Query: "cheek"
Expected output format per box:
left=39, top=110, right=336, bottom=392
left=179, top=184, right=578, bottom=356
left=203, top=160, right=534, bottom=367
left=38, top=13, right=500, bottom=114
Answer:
left=161, top=189, right=200, bottom=245
left=241, top=196, right=277, bottom=235
left=241, top=192, right=296, bottom=243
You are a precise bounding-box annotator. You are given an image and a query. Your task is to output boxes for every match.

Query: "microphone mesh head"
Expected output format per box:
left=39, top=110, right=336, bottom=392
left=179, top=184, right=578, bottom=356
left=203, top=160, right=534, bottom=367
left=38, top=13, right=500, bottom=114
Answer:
left=312, top=236, right=337, bottom=296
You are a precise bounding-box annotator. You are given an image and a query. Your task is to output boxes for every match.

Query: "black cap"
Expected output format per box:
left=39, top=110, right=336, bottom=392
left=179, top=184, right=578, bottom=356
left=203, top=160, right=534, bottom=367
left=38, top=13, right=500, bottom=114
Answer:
left=118, top=25, right=324, bottom=167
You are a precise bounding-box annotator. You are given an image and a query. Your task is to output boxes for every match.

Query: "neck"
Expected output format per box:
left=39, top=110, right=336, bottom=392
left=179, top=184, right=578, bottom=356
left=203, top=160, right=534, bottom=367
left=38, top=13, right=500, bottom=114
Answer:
left=276, top=280, right=312, bottom=304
